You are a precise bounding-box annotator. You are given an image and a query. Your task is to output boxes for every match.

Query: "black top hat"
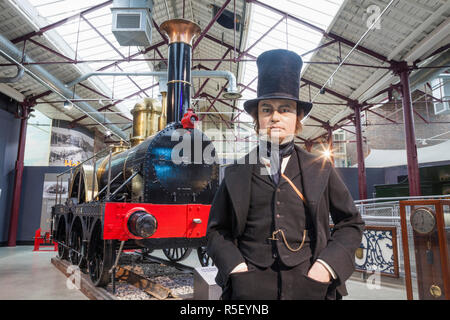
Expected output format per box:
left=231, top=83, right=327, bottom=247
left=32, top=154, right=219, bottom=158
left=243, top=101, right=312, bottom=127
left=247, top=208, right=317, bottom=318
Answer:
left=243, top=49, right=312, bottom=117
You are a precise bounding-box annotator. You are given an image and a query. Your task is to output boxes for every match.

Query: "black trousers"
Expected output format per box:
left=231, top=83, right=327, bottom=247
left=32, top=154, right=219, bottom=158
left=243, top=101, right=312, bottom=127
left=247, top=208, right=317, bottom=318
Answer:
left=227, top=259, right=332, bottom=300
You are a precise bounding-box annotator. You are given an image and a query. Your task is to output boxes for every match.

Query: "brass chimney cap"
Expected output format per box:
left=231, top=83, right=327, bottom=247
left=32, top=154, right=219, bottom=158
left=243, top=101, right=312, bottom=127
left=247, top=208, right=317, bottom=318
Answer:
left=160, top=19, right=201, bottom=46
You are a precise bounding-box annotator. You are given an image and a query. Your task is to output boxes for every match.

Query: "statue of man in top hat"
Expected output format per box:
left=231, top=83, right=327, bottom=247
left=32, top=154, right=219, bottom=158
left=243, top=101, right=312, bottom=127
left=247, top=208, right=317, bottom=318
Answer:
left=206, top=49, right=364, bottom=300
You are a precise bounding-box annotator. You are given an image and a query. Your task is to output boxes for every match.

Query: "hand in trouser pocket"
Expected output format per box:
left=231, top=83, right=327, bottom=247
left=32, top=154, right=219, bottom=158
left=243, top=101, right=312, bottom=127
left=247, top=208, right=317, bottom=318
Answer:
left=293, top=274, right=331, bottom=300
left=229, top=264, right=279, bottom=300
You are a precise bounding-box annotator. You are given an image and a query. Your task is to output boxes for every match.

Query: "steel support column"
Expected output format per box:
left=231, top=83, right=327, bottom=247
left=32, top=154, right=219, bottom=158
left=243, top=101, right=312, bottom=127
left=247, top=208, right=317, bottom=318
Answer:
left=305, top=140, right=313, bottom=153
left=327, top=125, right=334, bottom=165
left=395, top=61, right=421, bottom=196
left=7, top=101, right=33, bottom=246
left=353, top=104, right=367, bottom=200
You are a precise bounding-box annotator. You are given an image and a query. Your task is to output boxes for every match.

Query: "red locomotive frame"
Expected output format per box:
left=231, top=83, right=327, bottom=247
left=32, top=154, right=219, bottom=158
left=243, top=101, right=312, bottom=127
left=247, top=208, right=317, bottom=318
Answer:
left=103, top=203, right=211, bottom=241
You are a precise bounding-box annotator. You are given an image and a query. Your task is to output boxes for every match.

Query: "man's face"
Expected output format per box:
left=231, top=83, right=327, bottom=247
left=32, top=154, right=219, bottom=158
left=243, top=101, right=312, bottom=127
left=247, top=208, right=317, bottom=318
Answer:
left=257, top=99, right=297, bottom=143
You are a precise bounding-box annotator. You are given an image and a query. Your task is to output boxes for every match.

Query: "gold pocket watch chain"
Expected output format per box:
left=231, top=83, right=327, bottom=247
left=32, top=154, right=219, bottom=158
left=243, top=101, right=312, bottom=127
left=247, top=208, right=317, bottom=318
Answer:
left=267, top=173, right=308, bottom=252
left=269, top=229, right=307, bottom=252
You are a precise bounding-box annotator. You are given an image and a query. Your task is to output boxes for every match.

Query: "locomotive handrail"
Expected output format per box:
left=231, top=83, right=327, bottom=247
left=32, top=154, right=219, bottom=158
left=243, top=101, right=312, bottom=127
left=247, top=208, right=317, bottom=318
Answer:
left=106, top=171, right=139, bottom=201
left=106, top=147, right=112, bottom=199
left=56, top=145, right=114, bottom=178
left=95, top=171, right=123, bottom=201
left=54, top=145, right=117, bottom=204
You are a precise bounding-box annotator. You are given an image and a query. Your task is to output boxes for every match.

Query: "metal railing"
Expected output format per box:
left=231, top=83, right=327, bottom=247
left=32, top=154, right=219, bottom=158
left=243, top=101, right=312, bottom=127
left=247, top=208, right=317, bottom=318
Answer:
left=355, top=194, right=450, bottom=205
left=355, top=194, right=450, bottom=225
left=354, top=194, right=449, bottom=280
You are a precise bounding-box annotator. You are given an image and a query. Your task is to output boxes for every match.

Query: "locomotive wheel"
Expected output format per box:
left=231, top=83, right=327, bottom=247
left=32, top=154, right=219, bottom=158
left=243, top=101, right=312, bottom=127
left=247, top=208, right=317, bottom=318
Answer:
left=88, top=225, right=114, bottom=287
left=56, top=219, right=68, bottom=260
left=163, top=247, right=192, bottom=262
left=69, top=220, right=85, bottom=269
left=197, top=246, right=214, bottom=267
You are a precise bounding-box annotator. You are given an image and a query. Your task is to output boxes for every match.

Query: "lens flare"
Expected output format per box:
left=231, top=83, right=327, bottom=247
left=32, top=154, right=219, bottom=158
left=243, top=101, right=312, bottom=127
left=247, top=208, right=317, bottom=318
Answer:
left=314, top=143, right=334, bottom=169
left=322, top=148, right=332, bottom=158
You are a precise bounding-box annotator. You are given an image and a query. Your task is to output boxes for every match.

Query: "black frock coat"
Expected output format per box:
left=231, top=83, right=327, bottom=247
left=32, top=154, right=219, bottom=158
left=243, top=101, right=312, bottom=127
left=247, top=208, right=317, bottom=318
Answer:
left=206, top=145, right=365, bottom=298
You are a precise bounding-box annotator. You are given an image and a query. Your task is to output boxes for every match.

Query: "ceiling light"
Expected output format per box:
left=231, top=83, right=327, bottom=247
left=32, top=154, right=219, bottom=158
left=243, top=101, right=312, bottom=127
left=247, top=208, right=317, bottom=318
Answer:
left=63, top=101, right=72, bottom=110
left=223, top=91, right=242, bottom=100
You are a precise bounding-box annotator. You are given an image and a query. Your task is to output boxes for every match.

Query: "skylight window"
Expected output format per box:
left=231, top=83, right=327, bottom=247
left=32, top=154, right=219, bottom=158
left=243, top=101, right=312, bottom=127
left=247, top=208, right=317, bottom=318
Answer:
left=23, top=0, right=343, bottom=125
left=238, top=0, right=344, bottom=123
left=27, top=0, right=158, bottom=117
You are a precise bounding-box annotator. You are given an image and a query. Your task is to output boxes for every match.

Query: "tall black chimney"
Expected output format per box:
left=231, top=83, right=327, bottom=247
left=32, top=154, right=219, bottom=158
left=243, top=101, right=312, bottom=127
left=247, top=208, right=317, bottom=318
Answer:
left=160, top=19, right=201, bottom=123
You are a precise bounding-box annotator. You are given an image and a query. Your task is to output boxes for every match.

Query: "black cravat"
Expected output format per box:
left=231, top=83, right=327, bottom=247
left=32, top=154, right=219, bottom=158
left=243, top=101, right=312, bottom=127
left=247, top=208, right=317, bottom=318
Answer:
left=260, top=139, right=295, bottom=185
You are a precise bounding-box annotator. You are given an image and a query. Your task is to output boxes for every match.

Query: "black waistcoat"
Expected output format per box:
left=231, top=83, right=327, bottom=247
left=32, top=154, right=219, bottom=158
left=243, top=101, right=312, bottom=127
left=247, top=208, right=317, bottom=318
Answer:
left=237, top=150, right=314, bottom=268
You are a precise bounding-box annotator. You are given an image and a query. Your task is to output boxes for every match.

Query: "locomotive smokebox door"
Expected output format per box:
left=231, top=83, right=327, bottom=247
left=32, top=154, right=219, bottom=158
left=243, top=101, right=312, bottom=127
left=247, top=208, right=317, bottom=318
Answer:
left=143, top=122, right=219, bottom=205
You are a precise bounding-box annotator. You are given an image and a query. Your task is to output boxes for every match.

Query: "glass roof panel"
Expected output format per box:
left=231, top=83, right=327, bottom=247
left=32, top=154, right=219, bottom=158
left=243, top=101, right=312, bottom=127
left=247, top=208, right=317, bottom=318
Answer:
left=31, top=0, right=107, bottom=22
left=237, top=0, right=344, bottom=123
left=26, top=0, right=344, bottom=124
left=28, top=0, right=157, bottom=118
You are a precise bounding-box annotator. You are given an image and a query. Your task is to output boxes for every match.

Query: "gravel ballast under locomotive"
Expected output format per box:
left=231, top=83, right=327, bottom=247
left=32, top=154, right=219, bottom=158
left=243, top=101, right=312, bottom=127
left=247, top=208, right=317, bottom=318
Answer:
left=51, top=19, right=223, bottom=286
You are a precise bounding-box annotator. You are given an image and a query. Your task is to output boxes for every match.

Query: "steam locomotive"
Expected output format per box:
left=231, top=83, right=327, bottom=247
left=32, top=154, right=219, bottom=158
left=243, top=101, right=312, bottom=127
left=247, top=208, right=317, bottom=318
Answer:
left=51, top=19, right=220, bottom=286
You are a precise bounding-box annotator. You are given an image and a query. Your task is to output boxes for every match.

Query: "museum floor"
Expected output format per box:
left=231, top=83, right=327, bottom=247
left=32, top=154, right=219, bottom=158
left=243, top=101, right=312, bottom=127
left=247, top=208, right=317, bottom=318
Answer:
left=0, top=246, right=407, bottom=300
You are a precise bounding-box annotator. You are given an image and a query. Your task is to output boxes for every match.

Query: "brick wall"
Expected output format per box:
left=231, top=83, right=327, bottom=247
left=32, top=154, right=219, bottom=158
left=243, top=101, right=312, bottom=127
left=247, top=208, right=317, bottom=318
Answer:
left=344, top=92, right=450, bottom=167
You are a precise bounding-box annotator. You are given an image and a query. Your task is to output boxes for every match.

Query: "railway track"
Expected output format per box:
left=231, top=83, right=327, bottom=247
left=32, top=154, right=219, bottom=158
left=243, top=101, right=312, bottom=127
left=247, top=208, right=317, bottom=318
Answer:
left=110, top=251, right=195, bottom=300
left=140, top=252, right=195, bottom=273
left=52, top=250, right=196, bottom=300
left=114, top=265, right=180, bottom=299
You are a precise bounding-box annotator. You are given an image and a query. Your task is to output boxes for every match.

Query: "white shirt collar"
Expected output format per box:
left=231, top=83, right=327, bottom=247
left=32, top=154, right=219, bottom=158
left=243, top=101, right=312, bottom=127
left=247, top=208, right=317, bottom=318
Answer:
left=260, top=155, right=292, bottom=177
